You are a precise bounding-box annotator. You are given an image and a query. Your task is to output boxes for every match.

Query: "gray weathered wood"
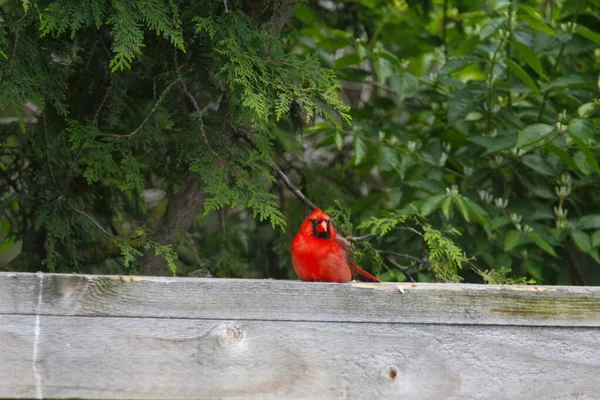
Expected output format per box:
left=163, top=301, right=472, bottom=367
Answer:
left=1, top=272, right=600, bottom=326
left=1, top=272, right=600, bottom=399
left=1, top=316, right=600, bottom=399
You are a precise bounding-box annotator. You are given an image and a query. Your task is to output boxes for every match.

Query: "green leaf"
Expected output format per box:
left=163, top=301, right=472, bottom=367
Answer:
left=568, top=118, right=596, bottom=140
left=504, top=230, right=522, bottom=251
left=420, top=194, right=447, bottom=216
left=390, top=71, right=419, bottom=103
left=504, top=59, right=539, bottom=92
left=576, top=25, right=600, bottom=46
left=441, top=196, right=454, bottom=220
left=0, top=50, right=7, bottom=60
left=318, top=38, right=352, bottom=51
left=577, top=103, right=598, bottom=118
left=512, top=40, right=548, bottom=80
left=334, top=54, right=361, bottom=69
left=294, top=4, right=316, bottom=23
left=569, top=134, right=600, bottom=174
left=529, top=232, right=558, bottom=257
left=374, top=55, right=394, bottom=83
left=404, top=179, right=445, bottom=194
left=571, top=230, right=592, bottom=254
left=353, top=136, right=367, bottom=165
left=573, top=151, right=593, bottom=175
left=469, top=135, right=516, bottom=154
left=463, top=198, right=489, bottom=226
left=521, top=154, right=556, bottom=176
left=334, top=131, right=343, bottom=150
left=592, top=230, right=600, bottom=247
left=548, top=144, right=578, bottom=171
left=518, top=5, right=556, bottom=37
left=438, top=56, right=481, bottom=76
left=479, top=17, right=504, bottom=39
left=456, top=197, right=471, bottom=223
left=576, top=215, right=600, bottom=230
left=448, top=83, right=485, bottom=124
left=516, top=124, right=554, bottom=147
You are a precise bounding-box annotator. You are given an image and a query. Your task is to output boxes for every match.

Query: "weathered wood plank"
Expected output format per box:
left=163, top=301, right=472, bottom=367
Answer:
left=1, top=315, right=599, bottom=399
left=1, top=272, right=600, bottom=326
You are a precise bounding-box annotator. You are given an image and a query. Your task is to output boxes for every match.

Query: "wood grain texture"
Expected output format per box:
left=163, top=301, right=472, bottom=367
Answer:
left=1, top=273, right=600, bottom=399
left=1, top=316, right=599, bottom=399
left=1, top=272, right=600, bottom=326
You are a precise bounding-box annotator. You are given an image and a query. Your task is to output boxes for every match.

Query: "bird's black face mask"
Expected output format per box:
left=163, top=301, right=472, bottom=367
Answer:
left=312, top=218, right=331, bottom=239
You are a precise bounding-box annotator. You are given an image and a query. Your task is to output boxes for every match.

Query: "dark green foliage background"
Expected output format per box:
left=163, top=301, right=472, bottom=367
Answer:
left=1, top=0, right=600, bottom=285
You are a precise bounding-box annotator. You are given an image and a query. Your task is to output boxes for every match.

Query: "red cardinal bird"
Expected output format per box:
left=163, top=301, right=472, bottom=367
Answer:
left=290, top=208, right=381, bottom=283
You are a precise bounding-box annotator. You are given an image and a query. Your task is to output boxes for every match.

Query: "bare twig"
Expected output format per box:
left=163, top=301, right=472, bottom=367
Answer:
left=115, top=80, right=177, bottom=140
left=378, top=250, right=428, bottom=264
left=348, top=226, right=424, bottom=241
left=238, top=130, right=318, bottom=210
left=43, top=111, right=118, bottom=240
left=93, top=80, right=113, bottom=124
left=174, top=53, right=219, bottom=157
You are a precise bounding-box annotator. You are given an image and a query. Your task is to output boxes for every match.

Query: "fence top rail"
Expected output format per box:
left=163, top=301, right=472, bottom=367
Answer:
left=1, top=272, right=599, bottom=327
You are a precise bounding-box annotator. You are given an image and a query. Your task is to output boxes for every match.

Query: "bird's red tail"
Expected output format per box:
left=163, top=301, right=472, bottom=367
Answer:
left=352, top=265, right=381, bottom=282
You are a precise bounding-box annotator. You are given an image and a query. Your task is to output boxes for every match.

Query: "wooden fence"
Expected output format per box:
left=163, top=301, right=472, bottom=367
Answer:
left=1, top=272, right=599, bottom=399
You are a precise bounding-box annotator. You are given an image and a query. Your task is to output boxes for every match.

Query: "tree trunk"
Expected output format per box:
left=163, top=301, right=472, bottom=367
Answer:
left=142, top=173, right=205, bottom=276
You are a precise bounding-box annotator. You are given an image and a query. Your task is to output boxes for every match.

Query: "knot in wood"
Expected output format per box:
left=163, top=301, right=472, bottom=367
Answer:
left=226, top=325, right=243, bottom=341
left=380, top=365, right=399, bottom=381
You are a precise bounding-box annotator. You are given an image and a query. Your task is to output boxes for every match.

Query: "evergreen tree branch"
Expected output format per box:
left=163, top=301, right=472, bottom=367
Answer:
left=43, top=112, right=117, bottom=240
left=348, top=226, right=424, bottom=241
left=238, top=129, right=318, bottom=210
left=114, top=80, right=177, bottom=139
left=93, top=79, right=113, bottom=124
left=174, top=53, right=219, bottom=157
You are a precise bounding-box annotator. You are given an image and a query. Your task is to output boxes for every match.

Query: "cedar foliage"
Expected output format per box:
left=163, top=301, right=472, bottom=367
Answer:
left=1, top=0, right=600, bottom=285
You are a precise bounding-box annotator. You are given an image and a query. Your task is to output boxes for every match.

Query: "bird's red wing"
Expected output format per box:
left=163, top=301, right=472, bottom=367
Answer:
left=335, top=236, right=381, bottom=283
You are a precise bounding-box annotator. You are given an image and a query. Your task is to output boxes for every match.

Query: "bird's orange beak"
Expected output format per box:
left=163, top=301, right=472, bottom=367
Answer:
left=317, top=220, right=328, bottom=233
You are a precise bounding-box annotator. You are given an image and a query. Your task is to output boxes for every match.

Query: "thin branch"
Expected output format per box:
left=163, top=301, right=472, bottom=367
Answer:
left=348, top=226, right=424, bottom=241
left=238, top=130, right=318, bottom=210
left=442, top=0, right=449, bottom=60
left=115, top=80, right=177, bottom=140
left=93, top=79, right=113, bottom=124
left=174, top=53, right=219, bottom=157
left=43, top=111, right=117, bottom=240
left=378, top=250, right=428, bottom=264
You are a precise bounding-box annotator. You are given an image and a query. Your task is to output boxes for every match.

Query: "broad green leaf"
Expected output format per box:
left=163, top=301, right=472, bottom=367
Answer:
left=549, top=75, right=596, bottom=89
left=516, top=124, right=554, bottom=147
left=353, top=136, right=367, bottom=165
left=592, top=230, right=600, bottom=247
left=521, top=154, right=556, bottom=176
left=438, top=56, right=481, bottom=76
left=390, top=71, right=419, bottom=103
left=568, top=118, right=596, bottom=140
left=0, top=50, right=7, bottom=60
left=573, top=151, right=593, bottom=175
left=479, top=17, right=504, bottom=39
left=404, top=179, right=445, bottom=194
left=512, top=40, right=548, bottom=80
left=576, top=25, right=600, bottom=45
left=571, top=230, right=592, bottom=254
left=548, top=144, right=578, bottom=171
left=469, top=135, right=516, bottom=154
left=519, top=12, right=556, bottom=37
left=569, top=134, right=600, bottom=174
left=456, top=197, right=471, bottom=223
left=505, top=59, right=539, bottom=92
left=334, top=54, right=361, bottom=69
left=463, top=198, right=489, bottom=226
left=448, top=83, right=486, bottom=124
left=318, top=38, right=352, bottom=51
left=529, top=232, right=558, bottom=257
left=576, top=215, right=600, bottom=230
left=577, top=103, right=598, bottom=118
left=504, top=230, right=522, bottom=251
left=375, top=55, right=394, bottom=83
left=334, top=131, right=343, bottom=150
left=441, top=196, right=454, bottom=219
left=420, top=194, right=447, bottom=216
left=294, top=4, right=316, bottom=23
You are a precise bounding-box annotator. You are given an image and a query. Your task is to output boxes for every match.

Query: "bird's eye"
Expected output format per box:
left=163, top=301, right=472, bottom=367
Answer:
left=311, top=219, right=318, bottom=226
